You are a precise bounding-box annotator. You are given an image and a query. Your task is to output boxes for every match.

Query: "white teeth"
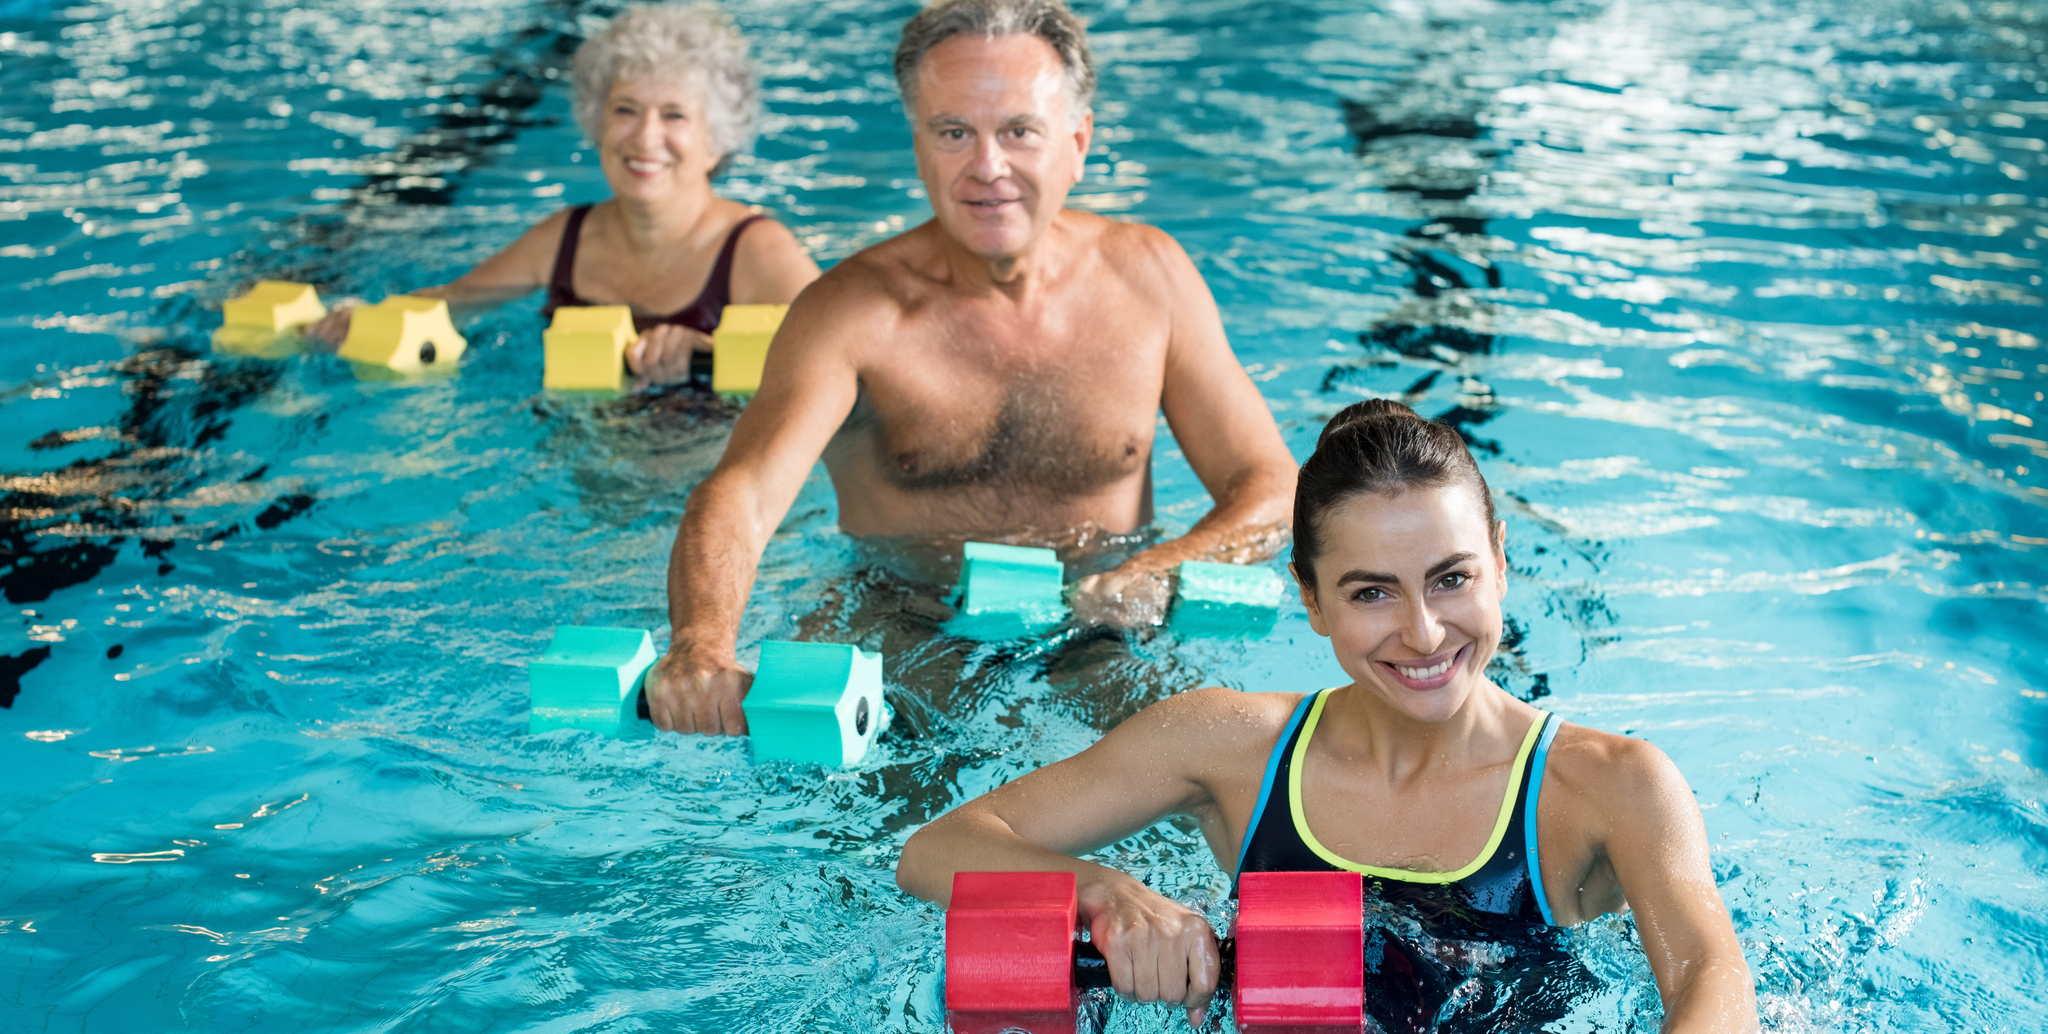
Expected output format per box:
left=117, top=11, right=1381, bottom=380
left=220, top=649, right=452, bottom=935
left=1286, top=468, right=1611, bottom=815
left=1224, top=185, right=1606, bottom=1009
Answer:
left=1394, top=659, right=1453, bottom=680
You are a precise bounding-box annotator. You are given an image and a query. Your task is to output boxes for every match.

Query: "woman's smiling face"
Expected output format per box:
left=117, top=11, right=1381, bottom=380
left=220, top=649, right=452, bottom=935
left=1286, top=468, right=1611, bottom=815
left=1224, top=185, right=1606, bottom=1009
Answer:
left=1295, top=485, right=1508, bottom=724
left=599, top=76, right=719, bottom=204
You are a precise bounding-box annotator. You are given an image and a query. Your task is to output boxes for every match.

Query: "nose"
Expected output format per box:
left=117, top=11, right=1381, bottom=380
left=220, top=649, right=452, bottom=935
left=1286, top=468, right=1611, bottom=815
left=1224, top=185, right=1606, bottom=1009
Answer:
left=967, top=132, right=1009, bottom=183
left=636, top=109, right=664, bottom=150
left=1398, top=596, right=1446, bottom=656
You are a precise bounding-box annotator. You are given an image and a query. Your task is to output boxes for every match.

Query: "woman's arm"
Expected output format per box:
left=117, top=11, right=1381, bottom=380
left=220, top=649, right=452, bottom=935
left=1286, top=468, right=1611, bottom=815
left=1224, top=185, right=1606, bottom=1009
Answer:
left=306, top=209, right=570, bottom=345
left=426, top=206, right=573, bottom=304
left=1586, top=737, right=1759, bottom=1033
left=897, top=687, right=1271, bottom=1026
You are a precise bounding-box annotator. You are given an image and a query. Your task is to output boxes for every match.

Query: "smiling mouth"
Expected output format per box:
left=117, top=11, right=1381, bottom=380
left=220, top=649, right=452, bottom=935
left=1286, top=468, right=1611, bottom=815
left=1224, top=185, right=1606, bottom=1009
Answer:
left=963, top=199, right=1018, bottom=207
left=1377, top=644, right=1469, bottom=688
left=1395, top=657, right=1453, bottom=679
left=624, top=159, right=669, bottom=174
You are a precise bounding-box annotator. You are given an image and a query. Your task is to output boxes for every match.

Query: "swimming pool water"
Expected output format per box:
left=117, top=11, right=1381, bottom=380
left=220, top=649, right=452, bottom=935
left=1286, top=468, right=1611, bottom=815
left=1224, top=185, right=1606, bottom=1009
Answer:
left=2, top=0, right=2044, bottom=1030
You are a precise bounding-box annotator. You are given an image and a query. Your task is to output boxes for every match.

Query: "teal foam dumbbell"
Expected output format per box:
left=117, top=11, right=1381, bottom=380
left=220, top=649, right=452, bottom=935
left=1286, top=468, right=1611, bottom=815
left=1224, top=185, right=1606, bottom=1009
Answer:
left=526, top=627, right=884, bottom=766
left=528, top=626, right=657, bottom=738
left=742, top=640, right=884, bottom=765
left=946, top=541, right=1067, bottom=640
left=1169, top=560, right=1285, bottom=638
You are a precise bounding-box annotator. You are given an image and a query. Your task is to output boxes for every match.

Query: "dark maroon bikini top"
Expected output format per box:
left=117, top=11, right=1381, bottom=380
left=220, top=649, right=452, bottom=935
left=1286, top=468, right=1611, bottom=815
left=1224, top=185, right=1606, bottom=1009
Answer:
left=541, top=204, right=767, bottom=335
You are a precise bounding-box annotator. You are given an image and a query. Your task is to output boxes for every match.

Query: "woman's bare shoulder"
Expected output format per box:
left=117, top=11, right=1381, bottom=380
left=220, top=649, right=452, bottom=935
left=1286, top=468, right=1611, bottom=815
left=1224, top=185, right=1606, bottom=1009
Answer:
left=513, top=205, right=579, bottom=247
left=446, top=206, right=579, bottom=290
left=1542, top=721, right=1697, bottom=822
left=1107, top=687, right=1307, bottom=760
left=726, top=209, right=819, bottom=304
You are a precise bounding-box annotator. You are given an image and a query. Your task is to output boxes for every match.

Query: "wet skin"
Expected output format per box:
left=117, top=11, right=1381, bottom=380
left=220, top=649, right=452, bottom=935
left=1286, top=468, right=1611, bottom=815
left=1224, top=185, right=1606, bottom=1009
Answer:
left=647, top=33, right=1296, bottom=735
left=308, top=76, right=818, bottom=384
left=895, top=486, right=1759, bottom=1033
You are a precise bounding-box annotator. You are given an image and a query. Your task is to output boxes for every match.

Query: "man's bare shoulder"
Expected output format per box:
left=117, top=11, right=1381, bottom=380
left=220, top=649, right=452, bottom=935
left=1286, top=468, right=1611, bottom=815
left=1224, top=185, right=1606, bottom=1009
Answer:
left=777, top=237, right=942, bottom=355
left=790, top=224, right=952, bottom=324
left=1058, top=211, right=1194, bottom=282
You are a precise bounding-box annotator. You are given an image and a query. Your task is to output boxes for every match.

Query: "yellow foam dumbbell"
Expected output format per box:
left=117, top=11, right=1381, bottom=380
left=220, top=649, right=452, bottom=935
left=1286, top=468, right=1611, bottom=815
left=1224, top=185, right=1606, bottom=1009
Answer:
left=338, top=296, right=467, bottom=374
left=542, top=305, right=637, bottom=392
left=213, top=280, right=327, bottom=358
left=711, top=303, right=787, bottom=396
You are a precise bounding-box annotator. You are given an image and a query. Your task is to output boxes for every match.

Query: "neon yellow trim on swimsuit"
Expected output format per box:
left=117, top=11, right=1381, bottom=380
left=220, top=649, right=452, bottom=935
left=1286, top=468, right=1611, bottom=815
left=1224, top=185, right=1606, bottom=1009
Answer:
left=1286, top=688, right=1550, bottom=883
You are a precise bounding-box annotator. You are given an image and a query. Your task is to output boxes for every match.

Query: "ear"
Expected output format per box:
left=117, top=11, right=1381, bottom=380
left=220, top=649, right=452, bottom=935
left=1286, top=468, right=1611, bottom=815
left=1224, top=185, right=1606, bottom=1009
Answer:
left=1492, top=520, right=1509, bottom=602
left=1289, top=561, right=1330, bottom=638
left=1070, top=107, right=1093, bottom=181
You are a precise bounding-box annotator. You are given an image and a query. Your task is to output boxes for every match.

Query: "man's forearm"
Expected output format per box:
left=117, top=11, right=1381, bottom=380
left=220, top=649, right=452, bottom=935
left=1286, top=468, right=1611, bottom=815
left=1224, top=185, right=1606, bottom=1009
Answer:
left=665, top=474, right=771, bottom=660
left=1126, top=466, right=1295, bottom=569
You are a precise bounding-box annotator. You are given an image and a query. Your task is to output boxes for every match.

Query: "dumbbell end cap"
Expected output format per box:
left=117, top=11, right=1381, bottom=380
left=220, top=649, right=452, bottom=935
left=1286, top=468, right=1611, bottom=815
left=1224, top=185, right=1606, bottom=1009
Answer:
left=743, top=640, right=884, bottom=766
left=527, top=626, right=657, bottom=738
left=948, top=542, right=1067, bottom=640
left=1171, top=561, right=1284, bottom=638
left=945, top=871, right=1081, bottom=1034
left=1234, top=870, right=1365, bottom=1032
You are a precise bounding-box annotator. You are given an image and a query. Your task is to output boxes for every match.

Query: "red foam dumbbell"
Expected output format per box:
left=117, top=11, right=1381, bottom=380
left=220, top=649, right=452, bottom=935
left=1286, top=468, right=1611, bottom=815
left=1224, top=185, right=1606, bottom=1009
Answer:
left=943, top=870, right=1364, bottom=1034
left=946, top=871, right=1086, bottom=1034
left=1234, top=870, right=1365, bottom=1033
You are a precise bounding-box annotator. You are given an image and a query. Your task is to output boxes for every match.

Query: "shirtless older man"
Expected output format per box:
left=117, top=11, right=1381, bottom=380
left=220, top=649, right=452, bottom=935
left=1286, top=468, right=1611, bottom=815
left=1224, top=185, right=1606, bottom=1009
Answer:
left=647, top=0, right=1297, bottom=735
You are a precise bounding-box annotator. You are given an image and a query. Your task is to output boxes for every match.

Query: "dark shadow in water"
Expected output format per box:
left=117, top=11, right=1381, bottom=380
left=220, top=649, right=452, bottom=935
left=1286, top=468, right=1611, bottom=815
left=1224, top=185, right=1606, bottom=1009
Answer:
left=1341, top=100, right=1483, bottom=151
left=0, top=4, right=618, bottom=708
left=280, top=2, right=591, bottom=263
left=1, top=348, right=297, bottom=606
left=0, top=645, right=52, bottom=708
left=1334, top=88, right=1504, bottom=453
left=1329, top=83, right=1553, bottom=697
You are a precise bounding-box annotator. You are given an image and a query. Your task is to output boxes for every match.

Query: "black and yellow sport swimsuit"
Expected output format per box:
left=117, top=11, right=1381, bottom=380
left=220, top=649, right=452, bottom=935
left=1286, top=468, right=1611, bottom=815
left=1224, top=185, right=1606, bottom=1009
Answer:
left=1233, top=688, right=1598, bottom=1033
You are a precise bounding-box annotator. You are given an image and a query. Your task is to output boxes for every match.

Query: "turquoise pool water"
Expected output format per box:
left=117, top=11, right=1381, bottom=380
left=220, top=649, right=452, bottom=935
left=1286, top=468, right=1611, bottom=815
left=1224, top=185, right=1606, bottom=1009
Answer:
left=2, top=0, right=2044, bottom=1030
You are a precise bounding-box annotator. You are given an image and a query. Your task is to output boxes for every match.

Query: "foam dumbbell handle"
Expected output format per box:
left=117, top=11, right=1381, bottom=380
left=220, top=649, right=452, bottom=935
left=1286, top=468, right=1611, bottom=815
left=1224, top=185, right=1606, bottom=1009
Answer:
left=946, top=870, right=1360, bottom=1034
left=628, top=677, right=874, bottom=738
left=626, top=645, right=882, bottom=765
left=1068, top=938, right=1236, bottom=992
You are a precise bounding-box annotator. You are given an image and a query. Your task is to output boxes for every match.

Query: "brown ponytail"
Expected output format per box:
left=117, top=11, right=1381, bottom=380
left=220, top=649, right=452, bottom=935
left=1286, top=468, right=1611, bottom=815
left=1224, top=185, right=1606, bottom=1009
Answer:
left=1292, top=400, right=1498, bottom=591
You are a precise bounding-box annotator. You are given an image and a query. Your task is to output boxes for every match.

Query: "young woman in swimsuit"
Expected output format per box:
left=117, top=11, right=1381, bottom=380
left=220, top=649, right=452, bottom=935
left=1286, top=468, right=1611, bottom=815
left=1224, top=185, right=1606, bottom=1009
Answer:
left=312, top=4, right=819, bottom=385
left=896, top=400, right=1759, bottom=1033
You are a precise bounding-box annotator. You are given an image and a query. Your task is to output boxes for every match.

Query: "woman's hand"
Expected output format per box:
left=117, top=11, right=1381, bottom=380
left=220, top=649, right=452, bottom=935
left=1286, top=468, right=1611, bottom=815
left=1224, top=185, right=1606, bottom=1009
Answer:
left=1078, top=875, right=1222, bottom=1029
left=629, top=324, right=714, bottom=386
left=305, top=306, right=352, bottom=349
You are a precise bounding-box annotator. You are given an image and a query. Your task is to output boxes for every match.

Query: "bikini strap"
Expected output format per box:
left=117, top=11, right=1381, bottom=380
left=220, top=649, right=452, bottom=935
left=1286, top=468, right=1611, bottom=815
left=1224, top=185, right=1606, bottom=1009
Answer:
left=1522, top=712, right=1562, bottom=926
left=696, top=213, right=767, bottom=316
left=542, top=204, right=595, bottom=318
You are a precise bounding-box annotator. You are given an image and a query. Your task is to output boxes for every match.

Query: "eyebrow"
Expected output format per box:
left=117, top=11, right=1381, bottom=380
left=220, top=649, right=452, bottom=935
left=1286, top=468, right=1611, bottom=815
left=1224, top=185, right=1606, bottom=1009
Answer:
left=923, top=113, right=1046, bottom=130
left=1332, top=551, right=1479, bottom=587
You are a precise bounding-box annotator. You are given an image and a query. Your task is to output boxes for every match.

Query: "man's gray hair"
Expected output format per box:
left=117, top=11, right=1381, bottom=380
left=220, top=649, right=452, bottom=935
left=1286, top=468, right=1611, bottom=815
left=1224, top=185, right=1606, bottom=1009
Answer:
left=572, top=3, right=760, bottom=172
left=894, top=0, right=1097, bottom=122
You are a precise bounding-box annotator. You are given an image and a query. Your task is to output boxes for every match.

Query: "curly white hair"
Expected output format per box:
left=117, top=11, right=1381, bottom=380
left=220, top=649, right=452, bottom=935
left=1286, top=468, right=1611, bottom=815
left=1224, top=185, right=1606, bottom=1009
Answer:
left=571, top=3, right=760, bottom=172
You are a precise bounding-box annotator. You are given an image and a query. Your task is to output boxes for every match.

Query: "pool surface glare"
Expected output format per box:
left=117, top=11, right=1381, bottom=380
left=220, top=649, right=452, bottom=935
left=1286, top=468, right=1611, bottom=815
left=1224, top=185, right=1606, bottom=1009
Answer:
left=2, top=0, right=2045, bottom=1031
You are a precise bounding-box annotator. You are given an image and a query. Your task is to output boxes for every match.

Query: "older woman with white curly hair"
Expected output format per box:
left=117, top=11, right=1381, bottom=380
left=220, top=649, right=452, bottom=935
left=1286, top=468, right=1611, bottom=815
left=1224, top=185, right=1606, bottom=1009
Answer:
left=313, top=3, right=818, bottom=385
